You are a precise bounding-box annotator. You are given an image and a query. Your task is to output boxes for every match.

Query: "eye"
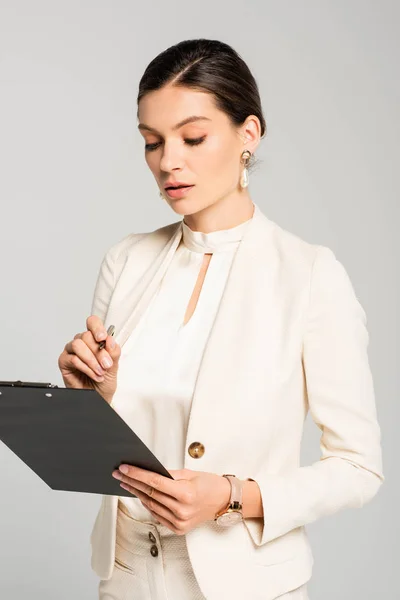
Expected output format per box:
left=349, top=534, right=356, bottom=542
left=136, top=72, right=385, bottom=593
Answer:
left=145, top=136, right=206, bottom=152
left=185, top=136, right=206, bottom=146
left=145, top=142, right=161, bottom=152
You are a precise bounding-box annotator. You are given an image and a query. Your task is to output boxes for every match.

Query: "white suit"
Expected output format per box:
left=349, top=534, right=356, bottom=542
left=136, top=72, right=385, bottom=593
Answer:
left=89, top=203, right=384, bottom=599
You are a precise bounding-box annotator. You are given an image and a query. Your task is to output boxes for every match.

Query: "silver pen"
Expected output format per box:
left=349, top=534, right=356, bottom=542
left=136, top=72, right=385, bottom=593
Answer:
left=98, top=324, right=116, bottom=350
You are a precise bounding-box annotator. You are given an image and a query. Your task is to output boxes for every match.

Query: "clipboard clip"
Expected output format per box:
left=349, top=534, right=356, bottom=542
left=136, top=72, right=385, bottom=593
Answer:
left=0, top=380, right=59, bottom=388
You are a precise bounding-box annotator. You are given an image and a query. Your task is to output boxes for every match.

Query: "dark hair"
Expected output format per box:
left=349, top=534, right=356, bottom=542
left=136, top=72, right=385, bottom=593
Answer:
left=137, top=39, right=267, bottom=169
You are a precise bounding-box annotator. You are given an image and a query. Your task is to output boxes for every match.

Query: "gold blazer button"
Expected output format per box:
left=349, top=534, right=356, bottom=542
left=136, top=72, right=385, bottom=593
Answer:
left=188, top=442, right=205, bottom=458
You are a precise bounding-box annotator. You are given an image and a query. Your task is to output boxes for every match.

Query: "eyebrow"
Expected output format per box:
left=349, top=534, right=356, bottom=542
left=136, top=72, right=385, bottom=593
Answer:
left=137, top=115, right=212, bottom=133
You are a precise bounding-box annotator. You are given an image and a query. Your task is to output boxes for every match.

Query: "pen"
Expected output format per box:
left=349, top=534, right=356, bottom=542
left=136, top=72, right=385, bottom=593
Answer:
left=98, top=325, right=116, bottom=350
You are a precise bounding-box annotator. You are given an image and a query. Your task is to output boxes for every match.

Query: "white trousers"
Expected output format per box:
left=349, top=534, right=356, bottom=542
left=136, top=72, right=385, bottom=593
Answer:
left=98, top=501, right=309, bottom=600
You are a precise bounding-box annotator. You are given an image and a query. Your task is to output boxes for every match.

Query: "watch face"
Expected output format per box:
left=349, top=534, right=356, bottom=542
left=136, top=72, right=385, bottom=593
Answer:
left=217, top=511, right=243, bottom=527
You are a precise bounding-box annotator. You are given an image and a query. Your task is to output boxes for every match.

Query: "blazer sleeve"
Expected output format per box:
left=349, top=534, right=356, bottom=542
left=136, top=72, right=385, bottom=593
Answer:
left=90, top=232, right=145, bottom=321
left=243, top=245, right=384, bottom=547
left=90, top=245, right=118, bottom=322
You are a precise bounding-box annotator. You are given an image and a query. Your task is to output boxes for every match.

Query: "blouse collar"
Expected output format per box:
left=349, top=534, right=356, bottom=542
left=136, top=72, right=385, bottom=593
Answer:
left=181, top=203, right=257, bottom=253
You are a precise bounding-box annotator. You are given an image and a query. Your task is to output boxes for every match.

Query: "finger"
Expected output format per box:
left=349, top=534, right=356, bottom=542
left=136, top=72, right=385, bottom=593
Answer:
left=142, top=504, right=173, bottom=529
left=64, top=338, right=105, bottom=378
left=121, top=484, right=176, bottom=520
left=146, top=509, right=181, bottom=534
left=86, top=315, right=107, bottom=342
left=104, top=334, right=121, bottom=364
left=66, top=353, right=105, bottom=382
left=69, top=331, right=115, bottom=373
left=80, top=330, right=115, bottom=371
left=117, top=476, right=180, bottom=513
left=118, top=465, right=182, bottom=500
left=120, top=484, right=177, bottom=530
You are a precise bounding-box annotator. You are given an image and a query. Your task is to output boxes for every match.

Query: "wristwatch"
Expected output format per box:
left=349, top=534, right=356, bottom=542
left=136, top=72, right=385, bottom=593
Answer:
left=214, top=474, right=244, bottom=526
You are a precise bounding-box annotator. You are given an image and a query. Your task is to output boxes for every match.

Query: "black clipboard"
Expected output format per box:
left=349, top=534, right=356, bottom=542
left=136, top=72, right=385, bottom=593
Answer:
left=0, top=380, right=173, bottom=497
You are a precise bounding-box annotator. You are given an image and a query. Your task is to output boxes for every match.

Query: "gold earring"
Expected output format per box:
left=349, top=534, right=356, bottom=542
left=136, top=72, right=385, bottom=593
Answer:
left=240, top=150, right=252, bottom=188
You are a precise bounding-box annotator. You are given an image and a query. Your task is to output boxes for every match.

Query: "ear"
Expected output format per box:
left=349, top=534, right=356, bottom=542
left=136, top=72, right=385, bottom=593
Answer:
left=238, top=115, right=261, bottom=154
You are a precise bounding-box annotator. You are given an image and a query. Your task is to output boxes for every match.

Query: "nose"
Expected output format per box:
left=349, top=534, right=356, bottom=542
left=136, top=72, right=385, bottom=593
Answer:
left=159, top=140, right=183, bottom=173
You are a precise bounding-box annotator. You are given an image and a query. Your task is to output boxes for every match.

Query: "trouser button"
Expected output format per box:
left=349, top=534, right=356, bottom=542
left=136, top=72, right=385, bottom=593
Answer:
left=150, top=545, right=158, bottom=557
left=148, top=532, right=156, bottom=543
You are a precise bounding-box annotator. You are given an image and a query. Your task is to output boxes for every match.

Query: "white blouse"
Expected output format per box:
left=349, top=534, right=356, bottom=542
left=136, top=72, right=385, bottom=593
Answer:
left=114, top=205, right=256, bottom=521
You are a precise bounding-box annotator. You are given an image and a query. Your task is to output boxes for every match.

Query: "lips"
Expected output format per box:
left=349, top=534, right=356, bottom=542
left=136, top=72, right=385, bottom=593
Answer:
left=164, top=181, right=192, bottom=190
left=164, top=185, right=195, bottom=199
left=166, top=185, right=190, bottom=190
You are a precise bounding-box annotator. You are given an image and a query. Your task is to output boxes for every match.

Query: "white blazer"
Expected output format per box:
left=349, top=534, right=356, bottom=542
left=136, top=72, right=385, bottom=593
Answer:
left=89, top=204, right=384, bottom=600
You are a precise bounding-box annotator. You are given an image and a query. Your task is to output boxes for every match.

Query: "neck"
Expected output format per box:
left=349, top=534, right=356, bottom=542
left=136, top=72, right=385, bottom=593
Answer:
left=182, top=190, right=255, bottom=233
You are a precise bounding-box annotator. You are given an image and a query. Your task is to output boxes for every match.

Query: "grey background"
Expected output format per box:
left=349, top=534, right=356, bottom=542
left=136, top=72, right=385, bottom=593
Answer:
left=0, top=1, right=398, bottom=598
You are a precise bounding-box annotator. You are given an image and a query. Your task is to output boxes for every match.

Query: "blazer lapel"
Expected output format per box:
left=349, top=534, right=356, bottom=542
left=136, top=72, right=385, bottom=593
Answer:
left=183, top=206, right=278, bottom=456
left=107, top=221, right=183, bottom=349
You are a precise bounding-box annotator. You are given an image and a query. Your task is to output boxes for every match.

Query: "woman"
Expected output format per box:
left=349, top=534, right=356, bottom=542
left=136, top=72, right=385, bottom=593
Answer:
left=58, top=39, right=384, bottom=600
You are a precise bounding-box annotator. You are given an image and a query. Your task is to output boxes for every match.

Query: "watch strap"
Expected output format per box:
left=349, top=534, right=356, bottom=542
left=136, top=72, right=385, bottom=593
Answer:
left=223, top=474, right=243, bottom=507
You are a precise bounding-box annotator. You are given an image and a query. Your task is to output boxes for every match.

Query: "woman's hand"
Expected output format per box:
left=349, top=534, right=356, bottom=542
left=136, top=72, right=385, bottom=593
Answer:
left=112, top=466, right=232, bottom=534
left=58, top=315, right=121, bottom=405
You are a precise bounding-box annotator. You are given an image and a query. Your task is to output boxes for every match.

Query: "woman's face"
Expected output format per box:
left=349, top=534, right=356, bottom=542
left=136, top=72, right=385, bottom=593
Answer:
left=137, top=85, right=259, bottom=217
